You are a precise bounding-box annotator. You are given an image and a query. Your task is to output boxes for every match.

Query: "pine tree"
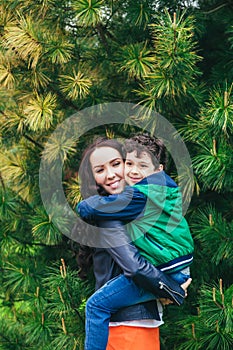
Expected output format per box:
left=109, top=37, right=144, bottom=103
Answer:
left=0, top=1, right=232, bottom=349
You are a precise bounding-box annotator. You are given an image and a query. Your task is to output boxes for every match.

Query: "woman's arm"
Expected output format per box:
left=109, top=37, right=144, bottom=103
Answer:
left=98, top=220, right=186, bottom=306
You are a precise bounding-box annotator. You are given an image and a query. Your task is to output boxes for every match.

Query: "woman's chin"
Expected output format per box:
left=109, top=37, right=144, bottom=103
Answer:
left=104, top=180, right=125, bottom=194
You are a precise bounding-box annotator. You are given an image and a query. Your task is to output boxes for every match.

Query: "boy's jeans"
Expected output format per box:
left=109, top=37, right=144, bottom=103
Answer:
left=85, top=268, right=190, bottom=350
left=169, top=267, right=190, bottom=284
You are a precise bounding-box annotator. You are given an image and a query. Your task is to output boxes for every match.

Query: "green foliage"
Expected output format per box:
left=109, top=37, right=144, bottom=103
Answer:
left=30, top=207, right=64, bottom=245
left=65, top=176, right=82, bottom=207
left=179, top=84, right=233, bottom=192
left=73, top=0, right=104, bottom=27
left=24, top=93, right=57, bottom=131
left=60, top=68, right=92, bottom=100
left=136, top=10, right=202, bottom=115
left=118, top=42, right=155, bottom=79
left=177, top=281, right=233, bottom=350
left=0, top=258, right=90, bottom=350
left=0, top=49, right=16, bottom=89
left=125, top=0, right=152, bottom=29
left=3, top=15, right=43, bottom=68
left=41, top=133, right=77, bottom=163
left=23, top=314, right=55, bottom=347
left=3, top=261, right=39, bottom=295
left=0, top=147, right=33, bottom=201
left=203, top=85, right=233, bottom=137
left=180, top=84, right=233, bottom=142
left=161, top=281, right=233, bottom=350
left=191, top=205, right=233, bottom=266
left=0, top=0, right=233, bottom=349
left=192, top=139, right=233, bottom=192
left=0, top=187, right=19, bottom=219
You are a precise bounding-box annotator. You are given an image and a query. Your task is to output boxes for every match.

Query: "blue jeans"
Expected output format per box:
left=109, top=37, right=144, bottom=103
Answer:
left=85, top=269, right=190, bottom=350
left=169, top=267, right=190, bottom=284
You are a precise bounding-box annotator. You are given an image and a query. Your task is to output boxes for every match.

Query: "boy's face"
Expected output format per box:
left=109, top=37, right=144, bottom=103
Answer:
left=124, top=151, right=157, bottom=186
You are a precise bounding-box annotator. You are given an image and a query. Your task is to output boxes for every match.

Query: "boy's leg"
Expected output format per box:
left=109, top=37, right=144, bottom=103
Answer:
left=169, top=267, right=190, bottom=284
left=85, top=274, right=155, bottom=350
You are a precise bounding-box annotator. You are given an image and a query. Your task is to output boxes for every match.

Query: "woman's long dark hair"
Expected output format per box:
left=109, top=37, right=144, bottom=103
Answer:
left=73, top=137, right=125, bottom=279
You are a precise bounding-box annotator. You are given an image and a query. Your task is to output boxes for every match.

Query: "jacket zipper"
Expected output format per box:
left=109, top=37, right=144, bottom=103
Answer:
left=144, top=233, right=163, bottom=251
left=159, top=281, right=184, bottom=306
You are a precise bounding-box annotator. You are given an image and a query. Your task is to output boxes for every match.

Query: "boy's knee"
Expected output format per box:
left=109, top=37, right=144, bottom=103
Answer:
left=86, top=295, right=95, bottom=311
left=86, top=293, right=103, bottom=312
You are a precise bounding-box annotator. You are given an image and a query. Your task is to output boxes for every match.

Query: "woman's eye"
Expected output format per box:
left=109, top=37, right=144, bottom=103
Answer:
left=95, top=169, right=103, bottom=173
left=113, top=161, right=121, bottom=167
left=125, top=162, right=132, bottom=166
left=141, top=164, right=148, bottom=168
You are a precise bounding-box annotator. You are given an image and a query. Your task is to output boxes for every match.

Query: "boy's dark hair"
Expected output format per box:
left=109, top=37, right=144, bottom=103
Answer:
left=125, top=133, right=167, bottom=170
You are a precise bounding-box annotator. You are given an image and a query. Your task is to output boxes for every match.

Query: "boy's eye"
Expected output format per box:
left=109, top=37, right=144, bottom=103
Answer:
left=125, top=161, right=132, bottom=166
left=141, top=164, right=148, bottom=168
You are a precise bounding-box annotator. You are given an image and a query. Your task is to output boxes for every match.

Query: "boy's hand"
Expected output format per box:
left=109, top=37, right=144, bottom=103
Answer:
left=181, top=278, right=192, bottom=297
left=159, top=278, right=192, bottom=306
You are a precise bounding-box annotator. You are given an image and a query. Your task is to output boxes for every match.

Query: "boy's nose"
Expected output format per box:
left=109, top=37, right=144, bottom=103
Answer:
left=130, top=166, right=139, bottom=174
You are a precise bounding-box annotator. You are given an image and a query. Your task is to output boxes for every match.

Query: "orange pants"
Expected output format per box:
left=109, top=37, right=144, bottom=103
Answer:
left=106, top=326, right=160, bottom=350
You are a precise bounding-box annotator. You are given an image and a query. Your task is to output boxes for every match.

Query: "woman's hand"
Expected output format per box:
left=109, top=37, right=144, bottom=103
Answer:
left=159, top=298, right=174, bottom=305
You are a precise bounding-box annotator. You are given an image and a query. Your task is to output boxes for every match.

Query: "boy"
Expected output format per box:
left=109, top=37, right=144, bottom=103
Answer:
left=78, top=134, right=194, bottom=283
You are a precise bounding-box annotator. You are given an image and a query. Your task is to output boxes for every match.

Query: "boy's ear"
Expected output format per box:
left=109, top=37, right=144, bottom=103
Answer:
left=158, top=164, right=163, bottom=171
left=154, top=164, right=163, bottom=173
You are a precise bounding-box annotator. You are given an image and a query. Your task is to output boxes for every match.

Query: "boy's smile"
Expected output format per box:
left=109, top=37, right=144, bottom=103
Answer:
left=124, top=151, right=157, bottom=186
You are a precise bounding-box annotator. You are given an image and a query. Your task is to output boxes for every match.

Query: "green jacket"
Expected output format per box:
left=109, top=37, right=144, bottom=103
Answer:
left=126, top=172, right=194, bottom=273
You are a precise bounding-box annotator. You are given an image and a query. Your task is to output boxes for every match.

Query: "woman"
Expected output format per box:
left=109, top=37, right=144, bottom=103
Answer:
left=74, top=137, right=189, bottom=350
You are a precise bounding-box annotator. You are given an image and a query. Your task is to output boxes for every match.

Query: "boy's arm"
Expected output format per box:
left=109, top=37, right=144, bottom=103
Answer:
left=77, top=186, right=146, bottom=221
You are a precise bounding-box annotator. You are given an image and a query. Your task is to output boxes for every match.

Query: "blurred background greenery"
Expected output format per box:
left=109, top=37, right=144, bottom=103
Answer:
left=0, top=1, right=232, bottom=349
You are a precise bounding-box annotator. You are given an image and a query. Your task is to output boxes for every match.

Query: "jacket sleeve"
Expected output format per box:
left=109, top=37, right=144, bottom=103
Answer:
left=99, top=220, right=185, bottom=306
left=77, top=186, right=146, bottom=221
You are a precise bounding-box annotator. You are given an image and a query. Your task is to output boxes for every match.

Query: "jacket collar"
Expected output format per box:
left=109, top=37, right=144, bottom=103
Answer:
left=132, top=171, right=177, bottom=188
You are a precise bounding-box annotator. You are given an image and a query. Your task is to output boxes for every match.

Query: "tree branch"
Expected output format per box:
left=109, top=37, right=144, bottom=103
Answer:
left=0, top=172, right=5, bottom=190
left=10, top=234, right=65, bottom=248
left=49, top=84, right=81, bottom=111
left=203, top=3, right=228, bottom=14
left=0, top=333, right=14, bottom=345
left=23, top=133, right=43, bottom=150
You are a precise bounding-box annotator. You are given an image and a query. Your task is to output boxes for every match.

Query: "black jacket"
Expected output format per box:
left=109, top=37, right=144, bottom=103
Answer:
left=92, top=220, right=185, bottom=322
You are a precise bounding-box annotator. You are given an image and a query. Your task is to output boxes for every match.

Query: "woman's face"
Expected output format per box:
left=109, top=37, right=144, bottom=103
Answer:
left=90, top=147, right=125, bottom=194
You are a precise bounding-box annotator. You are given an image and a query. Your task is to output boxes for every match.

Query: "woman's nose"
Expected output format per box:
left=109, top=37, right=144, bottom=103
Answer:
left=106, top=167, right=116, bottom=179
